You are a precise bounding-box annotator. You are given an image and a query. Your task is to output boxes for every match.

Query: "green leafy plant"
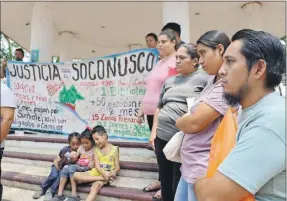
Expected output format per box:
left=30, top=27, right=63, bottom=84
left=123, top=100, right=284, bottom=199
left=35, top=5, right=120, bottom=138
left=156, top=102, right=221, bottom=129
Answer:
left=59, top=84, right=84, bottom=105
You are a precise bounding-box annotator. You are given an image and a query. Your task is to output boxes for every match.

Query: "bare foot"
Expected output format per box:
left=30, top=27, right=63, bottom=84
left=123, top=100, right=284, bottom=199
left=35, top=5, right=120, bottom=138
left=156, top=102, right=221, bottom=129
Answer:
left=153, top=190, right=162, bottom=200
left=143, top=181, right=161, bottom=192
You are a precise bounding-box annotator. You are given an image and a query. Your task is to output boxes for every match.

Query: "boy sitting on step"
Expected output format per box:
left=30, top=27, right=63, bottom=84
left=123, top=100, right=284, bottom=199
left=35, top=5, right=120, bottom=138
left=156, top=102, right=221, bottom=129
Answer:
left=73, top=125, right=120, bottom=201
left=33, top=132, right=81, bottom=201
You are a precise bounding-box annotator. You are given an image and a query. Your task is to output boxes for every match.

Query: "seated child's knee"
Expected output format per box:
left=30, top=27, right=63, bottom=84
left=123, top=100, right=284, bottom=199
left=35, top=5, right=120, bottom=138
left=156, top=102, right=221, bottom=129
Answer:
left=92, top=182, right=103, bottom=191
left=72, top=173, right=80, bottom=181
left=60, top=165, right=70, bottom=178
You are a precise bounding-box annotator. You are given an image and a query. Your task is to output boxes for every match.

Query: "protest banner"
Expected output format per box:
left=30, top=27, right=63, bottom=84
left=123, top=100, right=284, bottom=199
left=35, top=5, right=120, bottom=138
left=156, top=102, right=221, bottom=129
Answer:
left=6, top=48, right=158, bottom=141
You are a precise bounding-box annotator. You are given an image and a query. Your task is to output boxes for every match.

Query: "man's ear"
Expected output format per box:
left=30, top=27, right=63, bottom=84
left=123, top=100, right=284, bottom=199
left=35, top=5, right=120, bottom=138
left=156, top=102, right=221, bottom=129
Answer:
left=253, top=59, right=267, bottom=80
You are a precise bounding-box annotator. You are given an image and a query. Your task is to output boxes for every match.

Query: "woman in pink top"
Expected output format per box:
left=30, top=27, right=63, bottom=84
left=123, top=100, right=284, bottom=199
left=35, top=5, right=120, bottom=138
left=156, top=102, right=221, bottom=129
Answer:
left=174, top=31, right=237, bottom=201
left=138, top=30, right=177, bottom=200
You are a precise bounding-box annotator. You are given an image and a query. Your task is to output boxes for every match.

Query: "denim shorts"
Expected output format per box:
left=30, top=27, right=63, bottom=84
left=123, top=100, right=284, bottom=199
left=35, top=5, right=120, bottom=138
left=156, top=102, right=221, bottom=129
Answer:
left=60, top=164, right=89, bottom=178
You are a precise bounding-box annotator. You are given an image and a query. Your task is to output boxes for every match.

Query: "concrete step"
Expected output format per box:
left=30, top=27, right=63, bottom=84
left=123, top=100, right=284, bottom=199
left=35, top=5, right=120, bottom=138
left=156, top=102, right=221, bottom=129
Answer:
left=3, top=186, right=46, bottom=201
left=3, top=151, right=158, bottom=173
left=6, top=134, right=152, bottom=149
left=1, top=162, right=155, bottom=190
left=2, top=157, right=158, bottom=180
left=2, top=172, right=153, bottom=201
left=3, top=134, right=157, bottom=201
left=2, top=181, right=139, bottom=201
left=4, top=138, right=157, bottom=164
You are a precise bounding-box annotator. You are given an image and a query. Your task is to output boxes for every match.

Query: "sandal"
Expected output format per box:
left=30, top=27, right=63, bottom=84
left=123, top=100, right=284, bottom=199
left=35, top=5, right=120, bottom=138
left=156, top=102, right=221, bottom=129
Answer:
left=142, top=181, right=161, bottom=192
left=152, top=190, right=162, bottom=201
left=66, top=196, right=81, bottom=201
left=51, top=195, right=65, bottom=201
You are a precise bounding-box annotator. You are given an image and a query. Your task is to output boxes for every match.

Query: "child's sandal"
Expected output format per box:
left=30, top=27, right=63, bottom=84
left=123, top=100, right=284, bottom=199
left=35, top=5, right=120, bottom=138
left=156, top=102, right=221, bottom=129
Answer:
left=67, top=196, right=81, bottom=201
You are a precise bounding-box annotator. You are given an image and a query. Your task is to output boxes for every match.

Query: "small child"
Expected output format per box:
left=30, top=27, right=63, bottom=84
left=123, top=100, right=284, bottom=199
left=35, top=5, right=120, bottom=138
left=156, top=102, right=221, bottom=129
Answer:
left=33, top=132, right=81, bottom=201
left=52, top=128, right=95, bottom=201
left=73, top=125, right=120, bottom=201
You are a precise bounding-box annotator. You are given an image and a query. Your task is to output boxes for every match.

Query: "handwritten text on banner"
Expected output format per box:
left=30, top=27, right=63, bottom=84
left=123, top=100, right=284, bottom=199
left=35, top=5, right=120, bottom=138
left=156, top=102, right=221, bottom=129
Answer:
left=6, top=49, right=158, bottom=141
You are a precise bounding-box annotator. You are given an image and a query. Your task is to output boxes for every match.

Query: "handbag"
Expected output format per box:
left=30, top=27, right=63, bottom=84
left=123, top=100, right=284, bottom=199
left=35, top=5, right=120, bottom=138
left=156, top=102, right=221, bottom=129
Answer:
left=163, top=131, right=184, bottom=163
left=163, top=97, right=197, bottom=163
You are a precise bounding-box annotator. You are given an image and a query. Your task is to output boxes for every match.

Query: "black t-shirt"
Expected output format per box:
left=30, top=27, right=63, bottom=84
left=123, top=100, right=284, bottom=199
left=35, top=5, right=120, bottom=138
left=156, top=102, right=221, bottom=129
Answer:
left=58, top=146, right=72, bottom=170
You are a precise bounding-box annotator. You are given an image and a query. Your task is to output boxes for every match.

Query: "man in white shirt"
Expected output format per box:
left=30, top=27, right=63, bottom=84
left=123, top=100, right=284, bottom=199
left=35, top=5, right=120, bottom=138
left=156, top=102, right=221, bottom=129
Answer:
left=0, top=81, right=17, bottom=200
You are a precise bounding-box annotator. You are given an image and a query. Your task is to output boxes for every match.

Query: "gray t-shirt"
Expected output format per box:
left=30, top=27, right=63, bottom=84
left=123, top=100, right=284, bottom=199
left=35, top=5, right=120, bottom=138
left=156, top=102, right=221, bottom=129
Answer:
left=1, top=81, right=17, bottom=148
left=218, top=92, right=286, bottom=201
left=156, top=70, right=210, bottom=141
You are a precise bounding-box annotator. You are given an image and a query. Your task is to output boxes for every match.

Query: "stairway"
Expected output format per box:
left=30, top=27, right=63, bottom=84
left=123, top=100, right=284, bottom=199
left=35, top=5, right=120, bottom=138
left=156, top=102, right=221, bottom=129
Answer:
left=2, top=134, right=158, bottom=201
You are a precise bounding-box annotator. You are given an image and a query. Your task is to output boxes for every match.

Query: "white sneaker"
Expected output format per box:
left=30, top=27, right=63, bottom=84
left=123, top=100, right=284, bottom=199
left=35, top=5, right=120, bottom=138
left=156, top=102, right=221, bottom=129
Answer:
left=44, top=189, right=53, bottom=201
left=33, top=188, right=44, bottom=199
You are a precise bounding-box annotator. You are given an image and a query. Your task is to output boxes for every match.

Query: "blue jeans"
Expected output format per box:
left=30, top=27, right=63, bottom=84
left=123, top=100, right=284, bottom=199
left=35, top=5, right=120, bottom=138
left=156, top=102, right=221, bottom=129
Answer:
left=60, top=164, right=89, bottom=178
left=174, top=176, right=197, bottom=201
left=41, top=165, right=60, bottom=195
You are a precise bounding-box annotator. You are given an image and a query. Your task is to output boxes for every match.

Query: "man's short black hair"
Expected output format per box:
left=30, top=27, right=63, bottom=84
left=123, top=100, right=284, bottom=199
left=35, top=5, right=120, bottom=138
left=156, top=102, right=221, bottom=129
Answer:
left=162, top=22, right=181, bottom=36
left=146, top=33, right=158, bottom=41
left=232, top=29, right=286, bottom=89
left=15, top=48, right=24, bottom=57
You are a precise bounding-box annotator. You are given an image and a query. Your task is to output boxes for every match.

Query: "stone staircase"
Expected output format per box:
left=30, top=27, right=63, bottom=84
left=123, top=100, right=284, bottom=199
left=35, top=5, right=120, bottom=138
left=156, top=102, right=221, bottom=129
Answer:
left=2, top=134, right=158, bottom=201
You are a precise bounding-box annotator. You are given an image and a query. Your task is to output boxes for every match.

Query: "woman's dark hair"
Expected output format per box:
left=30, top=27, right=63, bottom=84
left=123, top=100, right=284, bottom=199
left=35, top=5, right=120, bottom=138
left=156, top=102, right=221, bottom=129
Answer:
left=68, top=132, right=80, bottom=144
left=146, top=33, right=158, bottom=41
left=197, top=30, right=231, bottom=54
left=80, top=128, right=95, bottom=145
left=180, top=43, right=200, bottom=68
left=92, top=125, right=108, bottom=138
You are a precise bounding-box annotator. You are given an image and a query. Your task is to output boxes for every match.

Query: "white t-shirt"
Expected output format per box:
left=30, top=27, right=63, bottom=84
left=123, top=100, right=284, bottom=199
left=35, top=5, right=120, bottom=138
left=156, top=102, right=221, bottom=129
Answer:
left=1, top=81, right=17, bottom=148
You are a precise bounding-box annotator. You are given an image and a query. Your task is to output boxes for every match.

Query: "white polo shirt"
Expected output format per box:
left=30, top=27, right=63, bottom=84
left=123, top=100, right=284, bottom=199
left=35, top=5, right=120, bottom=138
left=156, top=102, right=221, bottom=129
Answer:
left=1, top=81, right=17, bottom=148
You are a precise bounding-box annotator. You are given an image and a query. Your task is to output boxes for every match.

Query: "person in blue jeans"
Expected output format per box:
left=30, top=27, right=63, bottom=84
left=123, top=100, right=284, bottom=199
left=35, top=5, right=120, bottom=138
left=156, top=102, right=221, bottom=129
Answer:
left=194, top=30, right=286, bottom=201
left=33, top=132, right=81, bottom=201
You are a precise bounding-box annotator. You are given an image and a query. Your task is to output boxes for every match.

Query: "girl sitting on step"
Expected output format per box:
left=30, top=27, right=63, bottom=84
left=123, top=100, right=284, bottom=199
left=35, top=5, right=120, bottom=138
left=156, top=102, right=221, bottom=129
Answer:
left=73, top=125, right=120, bottom=201
left=33, top=132, right=81, bottom=201
left=52, top=129, right=95, bottom=201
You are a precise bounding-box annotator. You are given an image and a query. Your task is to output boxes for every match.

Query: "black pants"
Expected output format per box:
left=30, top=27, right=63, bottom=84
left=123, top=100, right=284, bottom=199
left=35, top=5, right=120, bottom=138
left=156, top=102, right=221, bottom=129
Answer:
left=146, top=115, right=154, bottom=131
left=147, top=115, right=161, bottom=183
left=155, top=137, right=181, bottom=201
left=0, top=147, right=4, bottom=201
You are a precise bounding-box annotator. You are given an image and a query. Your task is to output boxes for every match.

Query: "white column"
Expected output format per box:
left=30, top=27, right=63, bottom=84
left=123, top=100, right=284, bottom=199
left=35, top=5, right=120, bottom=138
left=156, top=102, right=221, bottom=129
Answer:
left=162, top=1, right=190, bottom=43
left=59, top=32, right=75, bottom=62
left=242, top=2, right=263, bottom=31
left=30, top=2, right=55, bottom=62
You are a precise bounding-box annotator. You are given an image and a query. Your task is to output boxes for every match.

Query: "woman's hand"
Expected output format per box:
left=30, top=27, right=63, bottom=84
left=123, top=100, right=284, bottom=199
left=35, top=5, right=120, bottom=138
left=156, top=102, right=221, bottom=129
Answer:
left=149, top=130, right=157, bottom=151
